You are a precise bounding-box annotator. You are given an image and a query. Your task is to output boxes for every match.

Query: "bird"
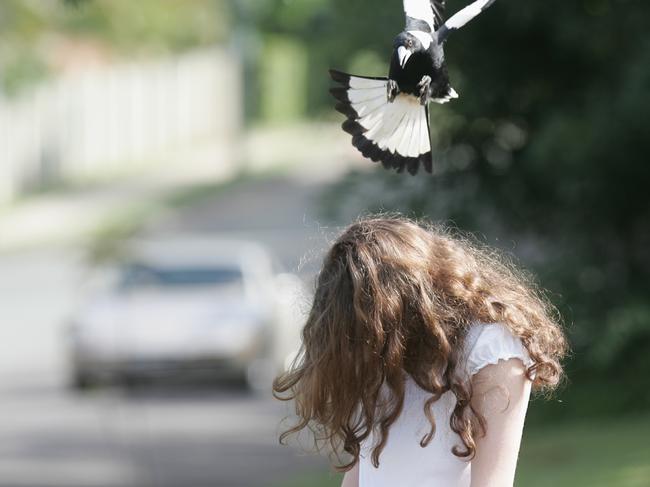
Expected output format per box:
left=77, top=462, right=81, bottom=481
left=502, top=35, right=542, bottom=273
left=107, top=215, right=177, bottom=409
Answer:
left=330, top=0, right=498, bottom=175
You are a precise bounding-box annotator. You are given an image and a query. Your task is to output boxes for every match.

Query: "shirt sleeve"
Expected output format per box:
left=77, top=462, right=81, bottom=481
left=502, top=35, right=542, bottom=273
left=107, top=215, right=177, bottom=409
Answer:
left=462, top=323, right=534, bottom=379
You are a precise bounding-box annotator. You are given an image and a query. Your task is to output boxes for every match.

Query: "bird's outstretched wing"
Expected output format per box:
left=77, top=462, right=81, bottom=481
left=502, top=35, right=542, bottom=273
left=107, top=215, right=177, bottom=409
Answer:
left=430, top=1, right=447, bottom=27
left=330, top=70, right=433, bottom=175
left=403, top=0, right=446, bottom=33
left=437, top=0, right=496, bottom=43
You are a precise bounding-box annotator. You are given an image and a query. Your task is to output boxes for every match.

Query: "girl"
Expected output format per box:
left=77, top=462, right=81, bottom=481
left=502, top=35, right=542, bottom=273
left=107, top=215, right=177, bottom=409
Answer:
left=274, top=216, right=567, bottom=486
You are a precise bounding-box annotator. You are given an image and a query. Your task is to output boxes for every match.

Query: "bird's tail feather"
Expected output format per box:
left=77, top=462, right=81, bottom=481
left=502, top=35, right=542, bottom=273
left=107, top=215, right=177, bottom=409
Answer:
left=329, top=69, right=432, bottom=175
left=432, top=87, right=459, bottom=104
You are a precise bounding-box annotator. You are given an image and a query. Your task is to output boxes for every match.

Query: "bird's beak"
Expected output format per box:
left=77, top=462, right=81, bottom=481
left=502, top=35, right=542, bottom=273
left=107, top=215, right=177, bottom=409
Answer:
left=397, top=46, right=411, bottom=68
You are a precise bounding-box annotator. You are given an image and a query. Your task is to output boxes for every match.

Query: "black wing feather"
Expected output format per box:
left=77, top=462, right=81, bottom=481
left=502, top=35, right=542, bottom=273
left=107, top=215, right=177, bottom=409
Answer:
left=431, top=0, right=446, bottom=26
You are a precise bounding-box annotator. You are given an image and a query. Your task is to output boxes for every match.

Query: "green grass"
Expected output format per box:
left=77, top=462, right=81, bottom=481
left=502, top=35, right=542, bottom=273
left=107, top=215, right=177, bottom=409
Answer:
left=276, top=414, right=650, bottom=487
left=516, top=414, right=650, bottom=487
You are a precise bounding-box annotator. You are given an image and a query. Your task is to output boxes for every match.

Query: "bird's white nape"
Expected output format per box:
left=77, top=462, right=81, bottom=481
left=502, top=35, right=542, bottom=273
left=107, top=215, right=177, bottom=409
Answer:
left=407, top=30, right=433, bottom=49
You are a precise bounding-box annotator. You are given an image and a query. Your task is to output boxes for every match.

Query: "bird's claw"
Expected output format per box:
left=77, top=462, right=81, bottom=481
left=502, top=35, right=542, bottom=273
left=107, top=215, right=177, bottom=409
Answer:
left=387, top=79, right=399, bottom=103
left=417, top=75, right=431, bottom=105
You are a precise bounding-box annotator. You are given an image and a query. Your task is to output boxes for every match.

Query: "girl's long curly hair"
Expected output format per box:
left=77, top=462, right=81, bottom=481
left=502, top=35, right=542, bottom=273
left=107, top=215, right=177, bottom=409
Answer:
left=273, top=216, right=567, bottom=470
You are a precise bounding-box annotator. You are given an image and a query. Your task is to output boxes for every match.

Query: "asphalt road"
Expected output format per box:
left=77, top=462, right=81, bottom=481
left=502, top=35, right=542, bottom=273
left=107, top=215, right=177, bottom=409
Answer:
left=0, top=174, right=341, bottom=487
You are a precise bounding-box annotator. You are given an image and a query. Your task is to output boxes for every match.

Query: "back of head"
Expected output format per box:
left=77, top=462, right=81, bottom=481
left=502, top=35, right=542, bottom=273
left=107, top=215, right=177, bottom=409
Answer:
left=273, top=215, right=566, bottom=469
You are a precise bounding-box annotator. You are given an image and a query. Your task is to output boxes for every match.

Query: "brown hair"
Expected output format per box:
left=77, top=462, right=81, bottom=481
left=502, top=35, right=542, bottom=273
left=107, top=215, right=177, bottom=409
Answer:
left=273, top=216, right=567, bottom=470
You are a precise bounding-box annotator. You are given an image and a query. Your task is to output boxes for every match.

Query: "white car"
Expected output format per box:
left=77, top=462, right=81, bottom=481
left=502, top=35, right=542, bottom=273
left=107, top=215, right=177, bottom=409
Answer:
left=67, top=236, right=304, bottom=389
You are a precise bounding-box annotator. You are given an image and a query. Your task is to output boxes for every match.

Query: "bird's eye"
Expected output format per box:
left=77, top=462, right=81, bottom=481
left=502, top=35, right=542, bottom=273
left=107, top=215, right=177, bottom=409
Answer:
left=408, top=40, right=413, bottom=47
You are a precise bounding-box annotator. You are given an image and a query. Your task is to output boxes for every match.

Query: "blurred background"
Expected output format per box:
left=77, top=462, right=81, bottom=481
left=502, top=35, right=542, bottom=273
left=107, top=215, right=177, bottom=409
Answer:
left=0, top=0, right=648, bottom=486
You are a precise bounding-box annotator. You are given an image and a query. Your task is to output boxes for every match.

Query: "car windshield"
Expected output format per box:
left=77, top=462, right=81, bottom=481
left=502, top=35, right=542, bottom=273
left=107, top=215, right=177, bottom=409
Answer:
left=120, top=263, right=243, bottom=289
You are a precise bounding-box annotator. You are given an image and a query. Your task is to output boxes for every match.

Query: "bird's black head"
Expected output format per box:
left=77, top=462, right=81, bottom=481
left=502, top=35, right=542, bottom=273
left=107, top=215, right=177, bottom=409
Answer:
left=393, top=31, right=429, bottom=68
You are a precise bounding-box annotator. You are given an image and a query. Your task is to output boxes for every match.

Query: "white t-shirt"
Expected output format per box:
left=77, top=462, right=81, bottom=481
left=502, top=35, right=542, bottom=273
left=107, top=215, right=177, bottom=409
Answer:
left=359, top=322, right=533, bottom=487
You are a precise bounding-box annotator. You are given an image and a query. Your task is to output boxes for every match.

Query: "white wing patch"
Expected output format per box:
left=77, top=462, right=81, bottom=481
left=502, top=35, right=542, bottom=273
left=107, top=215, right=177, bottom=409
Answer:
left=408, top=30, right=433, bottom=49
left=403, top=0, right=435, bottom=32
left=445, top=0, right=492, bottom=30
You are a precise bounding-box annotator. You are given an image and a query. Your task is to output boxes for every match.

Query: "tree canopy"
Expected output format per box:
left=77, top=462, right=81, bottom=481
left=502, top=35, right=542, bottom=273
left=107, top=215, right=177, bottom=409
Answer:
left=305, top=0, right=650, bottom=418
left=0, top=0, right=229, bottom=95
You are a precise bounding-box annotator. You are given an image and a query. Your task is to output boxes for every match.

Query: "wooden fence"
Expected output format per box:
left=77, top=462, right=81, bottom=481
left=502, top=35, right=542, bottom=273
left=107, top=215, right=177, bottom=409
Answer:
left=0, top=48, right=241, bottom=203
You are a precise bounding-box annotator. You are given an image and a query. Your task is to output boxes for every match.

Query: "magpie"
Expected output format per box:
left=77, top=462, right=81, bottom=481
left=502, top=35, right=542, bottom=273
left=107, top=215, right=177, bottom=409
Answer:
left=330, top=0, right=497, bottom=175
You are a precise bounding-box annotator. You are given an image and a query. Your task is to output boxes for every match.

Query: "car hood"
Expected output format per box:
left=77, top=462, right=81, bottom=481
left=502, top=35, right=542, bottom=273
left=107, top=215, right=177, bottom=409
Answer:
left=74, top=288, right=268, bottom=359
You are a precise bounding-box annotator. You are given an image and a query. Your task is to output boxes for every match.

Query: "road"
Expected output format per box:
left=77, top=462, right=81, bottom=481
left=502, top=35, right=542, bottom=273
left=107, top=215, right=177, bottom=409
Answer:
left=0, top=173, right=343, bottom=487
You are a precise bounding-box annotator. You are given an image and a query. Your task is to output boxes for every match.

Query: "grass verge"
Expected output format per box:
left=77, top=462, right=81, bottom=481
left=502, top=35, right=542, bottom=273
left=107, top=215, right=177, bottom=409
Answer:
left=275, top=413, right=650, bottom=487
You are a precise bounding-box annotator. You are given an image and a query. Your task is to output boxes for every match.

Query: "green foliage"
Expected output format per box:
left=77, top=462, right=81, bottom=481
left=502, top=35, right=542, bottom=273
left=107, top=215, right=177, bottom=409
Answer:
left=0, top=0, right=229, bottom=95
left=57, top=0, right=229, bottom=53
left=0, top=47, right=49, bottom=96
left=243, top=0, right=650, bottom=413
left=260, top=35, right=308, bottom=123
